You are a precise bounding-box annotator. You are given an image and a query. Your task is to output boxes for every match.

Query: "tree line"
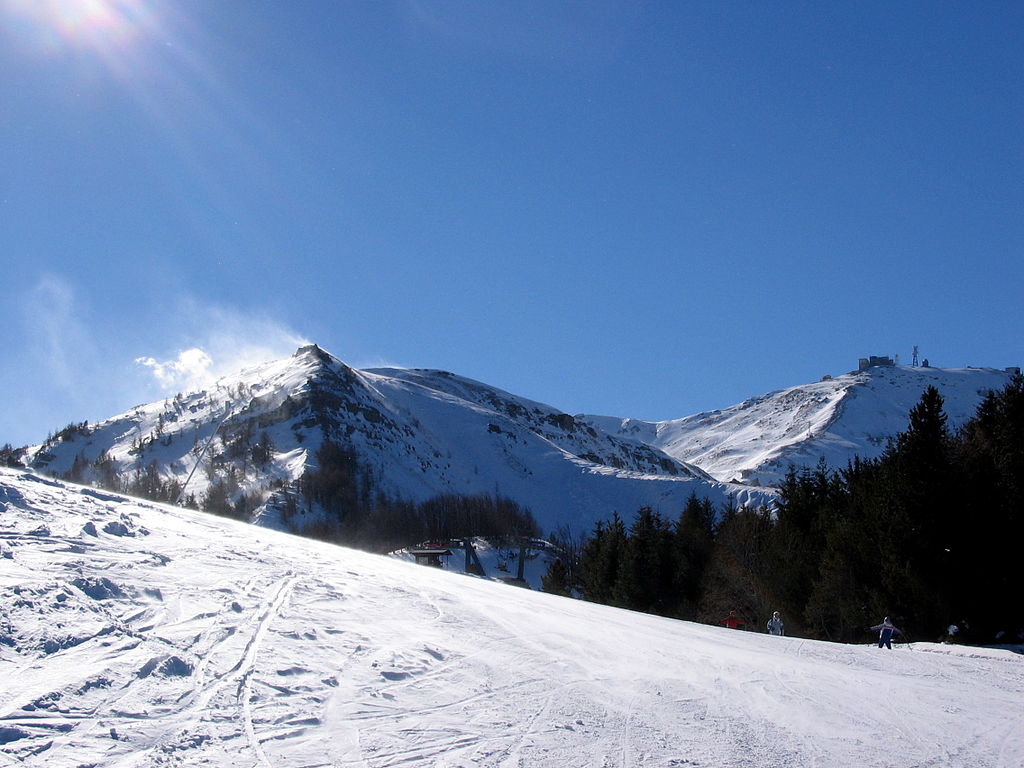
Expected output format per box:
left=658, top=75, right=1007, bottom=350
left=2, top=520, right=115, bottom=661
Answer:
left=13, top=423, right=539, bottom=556
left=543, top=378, right=1024, bottom=645
left=280, top=439, right=539, bottom=552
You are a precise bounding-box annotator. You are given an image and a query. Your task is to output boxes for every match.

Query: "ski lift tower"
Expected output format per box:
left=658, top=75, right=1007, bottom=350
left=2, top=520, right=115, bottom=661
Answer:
left=912, top=345, right=920, bottom=367
left=461, top=538, right=486, bottom=576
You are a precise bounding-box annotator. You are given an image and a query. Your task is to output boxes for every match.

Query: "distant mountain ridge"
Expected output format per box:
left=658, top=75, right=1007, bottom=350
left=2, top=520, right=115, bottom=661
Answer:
left=22, top=346, right=1015, bottom=535
left=24, top=345, right=764, bottom=536
left=583, top=362, right=1018, bottom=486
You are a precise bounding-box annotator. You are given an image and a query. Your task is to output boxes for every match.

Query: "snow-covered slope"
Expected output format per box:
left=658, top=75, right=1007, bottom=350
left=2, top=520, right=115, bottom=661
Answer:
left=2, top=468, right=1021, bottom=767
left=25, top=346, right=766, bottom=537
left=584, top=365, right=1017, bottom=486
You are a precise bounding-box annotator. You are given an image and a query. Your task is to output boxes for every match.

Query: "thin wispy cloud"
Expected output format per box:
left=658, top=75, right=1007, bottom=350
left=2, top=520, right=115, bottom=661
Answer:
left=5, top=278, right=312, bottom=444
left=24, top=274, right=98, bottom=392
left=4, top=274, right=114, bottom=443
left=354, top=355, right=407, bottom=371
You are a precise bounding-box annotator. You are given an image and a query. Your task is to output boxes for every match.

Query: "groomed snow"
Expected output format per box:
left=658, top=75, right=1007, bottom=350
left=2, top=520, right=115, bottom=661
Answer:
left=1, top=468, right=1022, bottom=767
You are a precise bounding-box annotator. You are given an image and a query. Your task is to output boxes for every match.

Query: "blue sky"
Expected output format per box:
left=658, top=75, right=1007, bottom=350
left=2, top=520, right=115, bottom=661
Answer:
left=2, top=0, right=1022, bottom=448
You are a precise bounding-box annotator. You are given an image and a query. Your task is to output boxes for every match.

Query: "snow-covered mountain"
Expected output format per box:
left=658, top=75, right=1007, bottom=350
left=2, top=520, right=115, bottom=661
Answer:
left=2, top=468, right=1021, bottom=767
left=584, top=363, right=1018, bottom=486
left=24, top=345, right=767, bottom=537
left=21, top=348, right=1016, bottom=538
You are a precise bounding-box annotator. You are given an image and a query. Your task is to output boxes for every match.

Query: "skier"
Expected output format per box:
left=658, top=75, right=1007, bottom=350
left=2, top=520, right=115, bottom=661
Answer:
left=722, top=610, right=746, bottom=630
left=942, top=623, right=960, bottom=643
left=766, top=611, right=785, bottom=636
left=871, top=617, right=903, bottom=649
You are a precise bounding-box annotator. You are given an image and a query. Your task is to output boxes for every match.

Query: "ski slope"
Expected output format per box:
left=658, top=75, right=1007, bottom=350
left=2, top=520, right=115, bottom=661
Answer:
left=1, top=468, right=1022, bottom=767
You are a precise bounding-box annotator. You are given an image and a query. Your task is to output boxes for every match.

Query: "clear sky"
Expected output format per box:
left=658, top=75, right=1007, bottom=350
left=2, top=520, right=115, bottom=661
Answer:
left=2, top=1, right=1022, bottom=448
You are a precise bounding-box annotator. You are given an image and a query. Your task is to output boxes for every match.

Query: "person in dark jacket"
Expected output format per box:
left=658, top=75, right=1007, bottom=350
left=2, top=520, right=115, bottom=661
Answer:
left=766, top=611, right=785, bottom=636
left=871, top=617, right=903, bottom=649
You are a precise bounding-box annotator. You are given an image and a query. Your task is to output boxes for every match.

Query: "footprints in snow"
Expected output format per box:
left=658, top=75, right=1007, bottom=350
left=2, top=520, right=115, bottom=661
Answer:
left=2, top=580, right=136, bottom=656
left=369, top=645, right=449, bottom=687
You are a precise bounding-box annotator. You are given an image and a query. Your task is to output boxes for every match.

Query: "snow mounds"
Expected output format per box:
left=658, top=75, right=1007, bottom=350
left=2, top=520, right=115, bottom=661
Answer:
left=137, top=654, right=193, bottom=678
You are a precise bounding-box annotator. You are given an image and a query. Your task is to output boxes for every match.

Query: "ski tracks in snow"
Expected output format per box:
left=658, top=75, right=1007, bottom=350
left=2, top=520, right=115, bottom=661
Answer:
left=4, top=470, right=1024, bottom=768
left=97, top=570, right=299, bottom=766
left=240, top=573, right=298, bottom=768
left=0, top=480, right=304, bottom=767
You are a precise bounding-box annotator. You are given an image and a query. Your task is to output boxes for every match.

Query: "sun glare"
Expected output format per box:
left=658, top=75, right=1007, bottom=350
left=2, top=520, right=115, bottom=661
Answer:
left=5, top=0, right=159, bottom=60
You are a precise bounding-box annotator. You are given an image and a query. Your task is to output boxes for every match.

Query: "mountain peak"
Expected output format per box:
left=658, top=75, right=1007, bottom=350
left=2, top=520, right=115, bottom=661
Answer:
left=294, top=343, right=331, bottom=363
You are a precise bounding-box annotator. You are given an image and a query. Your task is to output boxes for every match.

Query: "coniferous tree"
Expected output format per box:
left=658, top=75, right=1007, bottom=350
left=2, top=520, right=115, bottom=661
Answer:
left=300, top=440, right=363, bottom=525
left=203, top=467, right=242, bottom=518
left=92, top=450, right=119, bottom=490
left=541, top=558, right=572, bottom=597
left=766, top=460, right=837, bottom=636
left=1, top=444, right=25, bottom=467
left=612, top=507, right=676, bottom=614
left=251, top=431, right=275, bottom=467
left=129, top=460, right=166, bottom=501
left=953, top=376, right=1024, bottom=638
left=559, top=380, right=1024, bottom=643
left=884, top=386, right=956, bottom=634
left=66, top=453, right=88, bottom=484
left=804, top=457, right=883, bottom=640
left=674, top=493, right=716, bottom=619
left=697, top=504, right=772, bottom=627
left=579, top=514, right=627, bottom=605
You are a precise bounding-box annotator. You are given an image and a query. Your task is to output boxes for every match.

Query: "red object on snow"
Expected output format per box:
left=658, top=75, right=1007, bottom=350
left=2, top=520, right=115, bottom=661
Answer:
left=722, top=610, right=746, bottom=629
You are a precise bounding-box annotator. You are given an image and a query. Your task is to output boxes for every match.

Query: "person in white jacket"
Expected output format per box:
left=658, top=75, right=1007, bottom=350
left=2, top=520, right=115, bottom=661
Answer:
left=766, top=611, right=785, bottom=636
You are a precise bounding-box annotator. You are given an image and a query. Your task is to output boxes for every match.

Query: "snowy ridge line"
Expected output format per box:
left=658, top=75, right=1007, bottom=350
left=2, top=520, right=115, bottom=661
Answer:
left=23, top=344, right=773, bottom=538
left=583, top=364, right=1017, bottom=486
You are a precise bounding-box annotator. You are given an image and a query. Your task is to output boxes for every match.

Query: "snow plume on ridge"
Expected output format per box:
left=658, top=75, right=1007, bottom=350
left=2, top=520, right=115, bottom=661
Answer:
left=134, top=302, right=310, bottom=394
left=135, top=348, right=214, bottom=390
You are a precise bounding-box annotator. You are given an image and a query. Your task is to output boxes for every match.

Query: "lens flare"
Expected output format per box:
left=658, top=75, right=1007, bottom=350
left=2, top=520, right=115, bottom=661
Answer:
left=5, top=0, right=160, bottom=63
